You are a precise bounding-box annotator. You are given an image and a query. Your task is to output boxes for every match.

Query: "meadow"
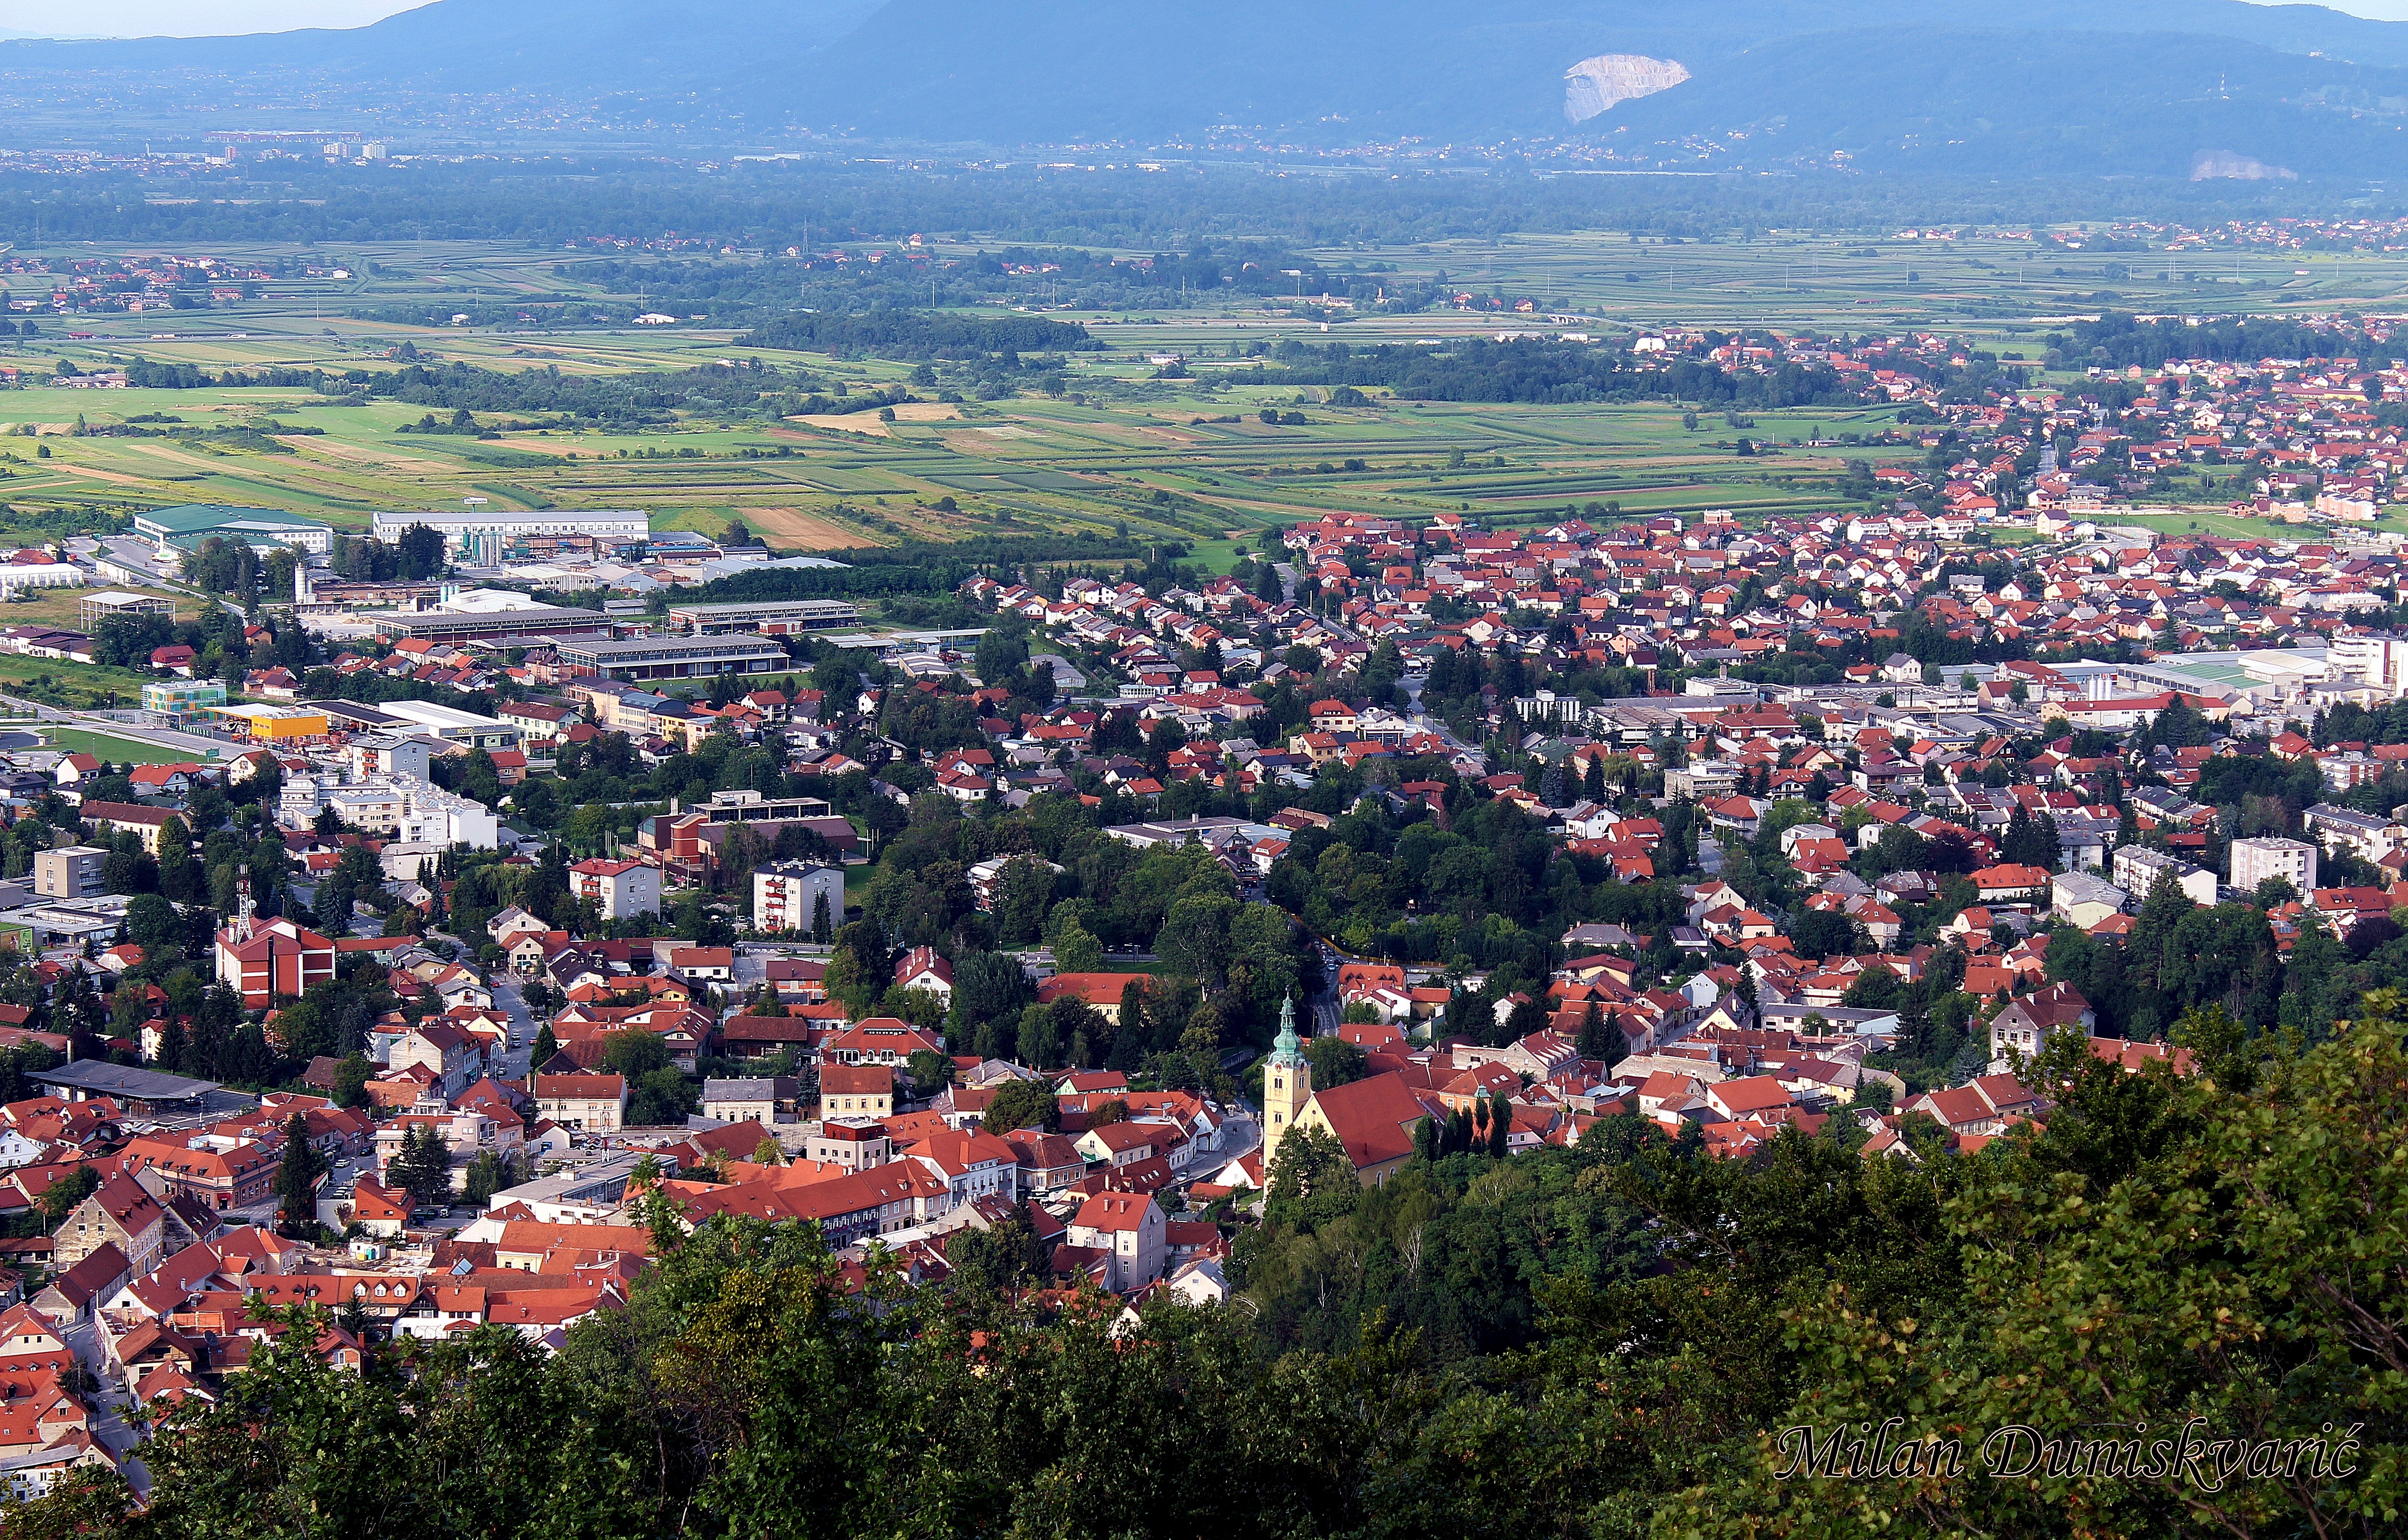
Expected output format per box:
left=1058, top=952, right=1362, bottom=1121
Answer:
left=0, top=229, right=2381, bottom=566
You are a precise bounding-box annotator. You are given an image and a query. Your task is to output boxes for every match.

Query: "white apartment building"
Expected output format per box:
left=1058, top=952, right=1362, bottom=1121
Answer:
left=2112, top=845, right=2217, bottom=907
left=2305, top=803, right=2406, bottom=865
left=396, top=777, right=499, bottom=848
left=283, top=773, right=498, bottom=849
left=753, top=861, right=844, bottom=934
left=2229, top=836, right=2318, bottom=896
left=350, top=733, right=434, bottom=782
left=569, top=857, right=659, bottom=920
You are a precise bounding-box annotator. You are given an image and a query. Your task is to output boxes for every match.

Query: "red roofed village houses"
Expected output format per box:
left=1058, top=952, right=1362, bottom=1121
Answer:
left=118, top=1134, right=282, bottom=1213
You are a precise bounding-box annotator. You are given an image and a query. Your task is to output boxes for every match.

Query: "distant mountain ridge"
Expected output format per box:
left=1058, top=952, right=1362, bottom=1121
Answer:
left=7, top=0, right=2408, bottom=177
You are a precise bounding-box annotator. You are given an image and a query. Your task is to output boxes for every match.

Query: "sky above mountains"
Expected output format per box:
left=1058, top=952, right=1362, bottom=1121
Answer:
left=7, top=0, right=2405, bottom=39
left=0, top=0, right=417, bottom=37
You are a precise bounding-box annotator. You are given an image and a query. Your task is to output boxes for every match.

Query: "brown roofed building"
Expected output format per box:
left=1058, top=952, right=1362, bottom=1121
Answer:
left=118, top=1134, right=283, bottom=1213
left=819, top=1063, right=894, bottom=1121
left=531, top=1074, right=628, bottom=1133
left=33, top=1242, right=129, bottom=1325
left=1064, top=1190, right=1165, bottom=1291
left=55, top=1174, right=164, bottom=1276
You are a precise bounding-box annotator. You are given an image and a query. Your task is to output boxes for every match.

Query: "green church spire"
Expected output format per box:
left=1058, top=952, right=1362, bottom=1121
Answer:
left=1270, top=992, right=1306, bottom=1066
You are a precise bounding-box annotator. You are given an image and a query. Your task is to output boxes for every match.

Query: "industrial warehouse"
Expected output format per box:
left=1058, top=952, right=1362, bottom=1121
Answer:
left=552, top=633, right=794, bottom=682
left=664, top=598, right=862, bottom=635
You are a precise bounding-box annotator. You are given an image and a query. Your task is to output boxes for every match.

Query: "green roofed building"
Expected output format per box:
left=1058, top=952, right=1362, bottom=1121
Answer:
left=131, top=504, right=332, bottom=555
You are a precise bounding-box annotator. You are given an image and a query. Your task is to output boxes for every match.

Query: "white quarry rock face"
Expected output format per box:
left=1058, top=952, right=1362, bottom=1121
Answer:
left=1564, top=53, right=1691, bottom=124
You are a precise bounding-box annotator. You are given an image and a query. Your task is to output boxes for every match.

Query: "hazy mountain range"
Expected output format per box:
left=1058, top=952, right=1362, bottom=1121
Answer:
left=11, top=0, right=2408, bottom=178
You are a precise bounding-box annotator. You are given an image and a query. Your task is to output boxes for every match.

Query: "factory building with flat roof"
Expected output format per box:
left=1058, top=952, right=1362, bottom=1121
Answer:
left=554, top=633, right=792, bottom=683
left=666, top=598, right=862, bottom=635
left=370, top=608, right=612, bottom=645
left=368, top=509, right=650, bottom=559
left=132, top=503, right=333, bottom=554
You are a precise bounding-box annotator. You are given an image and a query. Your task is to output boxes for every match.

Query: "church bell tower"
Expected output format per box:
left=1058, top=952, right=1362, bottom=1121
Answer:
left=1261, top=993, right=1312, bottom=1177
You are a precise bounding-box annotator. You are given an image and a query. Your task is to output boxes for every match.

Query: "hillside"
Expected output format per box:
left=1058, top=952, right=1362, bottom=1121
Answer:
left=4, top=0, right=2408, bottom=176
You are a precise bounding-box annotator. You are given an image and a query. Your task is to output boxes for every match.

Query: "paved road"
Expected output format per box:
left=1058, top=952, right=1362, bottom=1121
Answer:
left=64, top=1315, right=151, bottom=1495
left=493, top=976, right=537, bottom=1078
left=1306, top=941, right=1341, bottom=1038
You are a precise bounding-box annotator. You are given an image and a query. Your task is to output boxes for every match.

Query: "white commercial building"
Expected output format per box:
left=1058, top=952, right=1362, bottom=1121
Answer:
left=754, top=861, right=844, bottom=935
left=284, top=771, right=498, bottom=849
left=369, top=509, right=650, bottom=560
left=371, top=699, right=522, bottom=754
left=2328, top=635, right=2408, bottom=697
left=2230, top=836, right=2319, bottom=896
left=0, top=557, right=80, bottom=597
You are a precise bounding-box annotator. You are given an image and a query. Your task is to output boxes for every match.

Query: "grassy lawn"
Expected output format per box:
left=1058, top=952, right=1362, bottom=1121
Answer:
left=0, top=656, right=169, bottom=711
left=2114, top=509, right=2323, bottom=542
left=0, top=585, right=194, bottom=631
left=39, top=724, right=219, bottom=763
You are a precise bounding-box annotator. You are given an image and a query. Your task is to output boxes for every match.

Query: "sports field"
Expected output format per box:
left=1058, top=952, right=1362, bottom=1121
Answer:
left=39, top=725, right=216, bottom=763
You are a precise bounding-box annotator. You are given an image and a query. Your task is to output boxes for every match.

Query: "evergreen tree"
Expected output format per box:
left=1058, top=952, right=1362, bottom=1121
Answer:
left=275, top=1112, right=325, bottom=1238
left=1576, top=1000, right=1608, bottom=1059
left=811, top=890, right=833, bottom=944
left=392, top=1125, right=453, bottom=1209
left=1598, top=1010, right=1628, bottom=1070
left=1896, top=985, right=1934, bottom=1061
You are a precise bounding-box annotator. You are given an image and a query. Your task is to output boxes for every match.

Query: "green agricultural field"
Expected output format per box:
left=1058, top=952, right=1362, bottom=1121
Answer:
left=0, top=233, right=2292, bottom=572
